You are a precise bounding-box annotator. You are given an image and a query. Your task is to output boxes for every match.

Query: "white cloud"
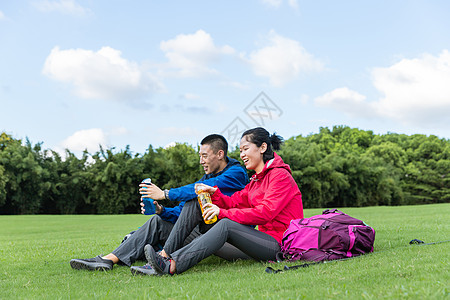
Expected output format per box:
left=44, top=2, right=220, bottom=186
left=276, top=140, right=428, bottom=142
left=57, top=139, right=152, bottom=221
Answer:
left=287, top=0, right=299, bottom=10
left=244, top=30, right=324, bottom=87
left=33, top=0, right=91, bottom=16
left=179, top=93, right=200, bottom=100
left=164, top=142, right=177, bottom=149
left=219, top=80, right=251, bottom=90
left=261, top=0, right=282, bottom=8
left=159, top=30, right=235, bottom=78
left=0, top=10, right=5, bottom=20
left=261, top=0, right=299, bottom=9
left=60, top=128, right=108, bottom=153
left=43, top=46, right=163, bottom=103
left=314, top=50, right=450, bottom=127
left=314, top=87, right=375, bottom=117
left=372, top=50, right=450, bottom=125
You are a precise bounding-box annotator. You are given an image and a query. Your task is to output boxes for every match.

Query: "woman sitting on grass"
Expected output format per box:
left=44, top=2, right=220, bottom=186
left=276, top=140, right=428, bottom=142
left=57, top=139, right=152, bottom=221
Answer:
left=143, top=127, right=304, bottom=275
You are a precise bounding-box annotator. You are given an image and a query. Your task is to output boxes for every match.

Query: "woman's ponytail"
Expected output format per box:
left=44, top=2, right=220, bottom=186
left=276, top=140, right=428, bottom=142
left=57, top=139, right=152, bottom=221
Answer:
left=270, top=133, right=283, bottom=151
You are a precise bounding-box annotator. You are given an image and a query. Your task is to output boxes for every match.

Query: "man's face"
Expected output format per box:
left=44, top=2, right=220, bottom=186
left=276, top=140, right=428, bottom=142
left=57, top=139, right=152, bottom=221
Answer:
left=199, top=144, right=222, bottom=174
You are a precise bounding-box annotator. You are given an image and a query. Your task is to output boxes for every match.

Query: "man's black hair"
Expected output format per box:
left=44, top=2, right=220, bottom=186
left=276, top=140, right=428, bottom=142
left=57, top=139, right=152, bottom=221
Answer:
left=201, top=134, right=228, bottom=156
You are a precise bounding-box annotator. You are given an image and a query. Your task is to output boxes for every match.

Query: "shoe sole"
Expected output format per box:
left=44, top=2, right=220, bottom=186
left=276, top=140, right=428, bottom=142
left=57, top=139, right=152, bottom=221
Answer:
left=130, top=267, right=158, bottom=276
left=130, top=267, right=143, bottom=276
left=70, top=259, right=111, bottom=271
left=144, top=245, right=165, bottom=275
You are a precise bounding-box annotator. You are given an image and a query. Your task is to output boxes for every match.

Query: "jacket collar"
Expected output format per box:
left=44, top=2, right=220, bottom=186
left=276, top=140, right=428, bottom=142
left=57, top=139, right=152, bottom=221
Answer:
left=203, top=156, right=242, bottom=180
left=251, top=153, right=291, bottom=181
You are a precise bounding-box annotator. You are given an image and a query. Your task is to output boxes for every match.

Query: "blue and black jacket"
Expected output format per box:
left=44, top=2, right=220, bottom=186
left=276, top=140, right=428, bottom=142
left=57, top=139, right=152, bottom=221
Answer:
left=158, top=157, right=249, bottom=223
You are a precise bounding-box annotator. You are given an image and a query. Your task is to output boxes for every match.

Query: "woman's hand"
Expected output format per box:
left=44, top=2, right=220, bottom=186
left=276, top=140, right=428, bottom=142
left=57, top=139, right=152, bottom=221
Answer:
left=203, top=202, right=220, bottom=221
left=139, top=183, right=165, bottom=200
left=195, top=183, right=217, bottom=195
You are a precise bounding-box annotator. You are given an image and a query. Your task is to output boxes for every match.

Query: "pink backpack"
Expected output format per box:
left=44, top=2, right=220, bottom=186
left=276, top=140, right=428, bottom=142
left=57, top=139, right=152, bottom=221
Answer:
left=279, top=209, right=375, bottom=261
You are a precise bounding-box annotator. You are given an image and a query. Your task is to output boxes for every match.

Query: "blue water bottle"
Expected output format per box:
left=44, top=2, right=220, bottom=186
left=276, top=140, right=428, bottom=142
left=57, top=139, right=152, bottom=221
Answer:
left=141, top=178, right=156, bottom=215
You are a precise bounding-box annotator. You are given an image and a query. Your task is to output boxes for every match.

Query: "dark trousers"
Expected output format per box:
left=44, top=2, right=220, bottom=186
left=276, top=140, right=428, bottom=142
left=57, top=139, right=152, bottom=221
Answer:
left=164, top=201, right=278, bottom=273
left=112, top=214, right=201, bottom=266
left=171, top=218, right=280, bottom=274
left=111, top=208, right=247, bottom=266
left=163, top=199, right=209, bottom=254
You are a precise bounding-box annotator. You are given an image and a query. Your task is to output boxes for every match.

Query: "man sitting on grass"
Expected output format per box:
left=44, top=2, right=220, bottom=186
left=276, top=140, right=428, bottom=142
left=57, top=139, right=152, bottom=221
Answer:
left=69, top=134, right=249, bottom=274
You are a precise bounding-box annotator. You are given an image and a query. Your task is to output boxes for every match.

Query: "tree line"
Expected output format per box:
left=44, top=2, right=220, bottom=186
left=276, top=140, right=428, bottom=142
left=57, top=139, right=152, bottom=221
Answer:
left=0, top=126, right=448, bottom=215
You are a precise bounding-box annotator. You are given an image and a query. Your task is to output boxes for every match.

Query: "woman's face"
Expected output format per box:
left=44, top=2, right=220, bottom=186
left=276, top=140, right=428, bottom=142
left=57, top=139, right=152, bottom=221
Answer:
left=239, top=136, right=267, bottom=173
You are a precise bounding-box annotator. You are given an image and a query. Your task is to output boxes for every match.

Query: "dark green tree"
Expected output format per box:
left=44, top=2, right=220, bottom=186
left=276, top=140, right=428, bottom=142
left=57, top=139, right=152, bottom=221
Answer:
left=40, top=150, right=92, bottom=214
left=0, top=136, right=51, bottom=214
left=87, top=146, right=144, bottom=214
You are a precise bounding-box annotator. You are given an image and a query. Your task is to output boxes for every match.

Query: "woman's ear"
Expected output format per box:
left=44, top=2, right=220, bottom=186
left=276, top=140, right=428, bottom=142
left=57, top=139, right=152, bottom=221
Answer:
left=260, top=142, right=267, bottom=154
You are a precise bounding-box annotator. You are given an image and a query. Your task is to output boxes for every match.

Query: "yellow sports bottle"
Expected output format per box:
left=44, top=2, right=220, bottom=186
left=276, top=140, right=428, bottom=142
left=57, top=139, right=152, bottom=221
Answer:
left=196, top=188, right=217, bottom=224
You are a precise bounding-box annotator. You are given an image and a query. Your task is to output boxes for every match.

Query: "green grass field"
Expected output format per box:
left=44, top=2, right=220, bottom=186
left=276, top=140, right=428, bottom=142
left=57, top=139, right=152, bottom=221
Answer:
left=1, top=204, right=449, bottom=299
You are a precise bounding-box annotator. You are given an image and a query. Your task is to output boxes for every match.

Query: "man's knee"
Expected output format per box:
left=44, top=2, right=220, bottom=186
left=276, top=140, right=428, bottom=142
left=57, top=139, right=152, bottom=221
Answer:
left=183, top=199, right=198, bottom=211
left=146, top=214, right=164, bottom=228
left=178, top=199, right=201, bottom=222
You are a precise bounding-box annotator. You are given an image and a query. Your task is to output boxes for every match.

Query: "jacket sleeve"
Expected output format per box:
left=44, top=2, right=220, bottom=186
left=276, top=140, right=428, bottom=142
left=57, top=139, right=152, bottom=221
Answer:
left=158, top=201, right=186, bottom=224
left=168, top=165, right=248, bottom=201
left=203, top=166, right=248, bottom=196
left=217, top=169, right=294, bottom=225
left=211, top=185, right=250, bottom=209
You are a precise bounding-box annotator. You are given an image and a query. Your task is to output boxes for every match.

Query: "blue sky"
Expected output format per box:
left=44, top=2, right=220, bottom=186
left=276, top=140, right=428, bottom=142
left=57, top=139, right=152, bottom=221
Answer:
left=1, top=0, right=450, bottom=156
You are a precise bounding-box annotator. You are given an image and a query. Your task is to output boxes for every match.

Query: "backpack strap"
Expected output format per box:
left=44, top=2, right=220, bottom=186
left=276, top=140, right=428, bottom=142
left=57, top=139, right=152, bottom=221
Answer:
left=276, top=251, right=286, bottom=262
left=322, top=208, right=343, bottom=214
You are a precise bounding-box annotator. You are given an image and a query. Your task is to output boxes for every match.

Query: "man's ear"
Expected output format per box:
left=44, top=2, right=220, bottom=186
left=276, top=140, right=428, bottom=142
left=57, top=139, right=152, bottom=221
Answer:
left=217, top=149, right=225, bottom=160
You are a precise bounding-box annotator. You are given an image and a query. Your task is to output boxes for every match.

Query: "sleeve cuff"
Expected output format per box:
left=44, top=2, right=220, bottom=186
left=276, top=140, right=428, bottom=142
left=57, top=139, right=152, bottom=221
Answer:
left=211, top=186, right=222, bottom=200
left=218, top=208, right=227, bottom=219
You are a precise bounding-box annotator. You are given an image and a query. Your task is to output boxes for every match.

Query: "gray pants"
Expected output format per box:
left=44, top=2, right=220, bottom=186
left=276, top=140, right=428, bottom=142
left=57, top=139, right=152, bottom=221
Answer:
left=112, top=207, right=247, bottom=266
left=164, top=200, right=279, bottom=274
left=112, top=214, right=200, bottom=266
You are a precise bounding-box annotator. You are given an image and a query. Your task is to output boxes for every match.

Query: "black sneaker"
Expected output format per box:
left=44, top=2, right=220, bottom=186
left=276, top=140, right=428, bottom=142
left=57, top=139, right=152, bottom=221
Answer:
left=144, top=244, right=172, bottom=275
left=70, top=255, right=113, bottom=271
left=130, top=264, right=158, bottom=276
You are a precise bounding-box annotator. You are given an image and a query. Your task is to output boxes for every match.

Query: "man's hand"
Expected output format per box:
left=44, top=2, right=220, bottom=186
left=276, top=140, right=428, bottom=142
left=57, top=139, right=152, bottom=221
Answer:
left=140, top=198, right=164, bottom=215
left=140, top=201, right=145, bottom=214
left=139, top=183, right=165, bottom=200
left=194, top=183, right=217, bottom=195
left=154, top=200, right=163, bottom=214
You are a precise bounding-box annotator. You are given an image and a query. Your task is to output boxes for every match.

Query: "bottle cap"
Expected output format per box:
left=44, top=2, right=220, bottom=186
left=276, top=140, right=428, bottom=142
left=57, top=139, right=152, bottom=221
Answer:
left=142, top=178, right=152, bottom=184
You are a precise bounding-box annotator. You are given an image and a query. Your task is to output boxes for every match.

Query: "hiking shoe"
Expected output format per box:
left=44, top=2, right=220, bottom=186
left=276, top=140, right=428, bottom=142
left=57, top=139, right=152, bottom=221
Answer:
left=144, top=244, right=172, bottom=275
left=130, top=264, right=158, bottom=276
left=70, top=255, right=113, bottom=271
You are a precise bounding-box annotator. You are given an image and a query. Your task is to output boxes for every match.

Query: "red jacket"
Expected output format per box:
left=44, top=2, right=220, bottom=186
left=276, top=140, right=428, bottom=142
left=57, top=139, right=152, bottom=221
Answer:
left=211, top=153, right=303, bottom=244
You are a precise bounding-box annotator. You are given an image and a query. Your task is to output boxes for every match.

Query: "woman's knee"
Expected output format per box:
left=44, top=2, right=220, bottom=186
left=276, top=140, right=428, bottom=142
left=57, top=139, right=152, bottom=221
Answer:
left=213, top=218, right=239, bottom=232
left=217, top=218, right=233, bottom=226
